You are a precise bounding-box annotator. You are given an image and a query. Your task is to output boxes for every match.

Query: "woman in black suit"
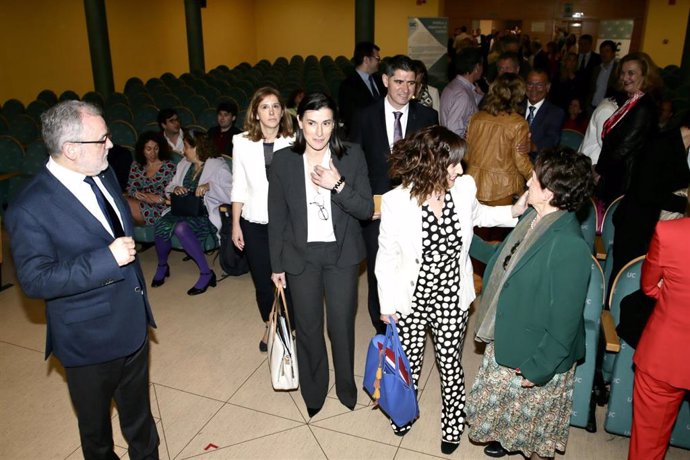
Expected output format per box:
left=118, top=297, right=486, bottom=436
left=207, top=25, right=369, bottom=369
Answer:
left=595, top=52, right=662, bottom=206
left=268, top=92, right=374, bottom=416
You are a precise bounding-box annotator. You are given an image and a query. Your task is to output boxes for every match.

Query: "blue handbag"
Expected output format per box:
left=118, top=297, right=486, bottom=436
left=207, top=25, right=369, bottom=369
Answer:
left=363, top=317, right=419, bottom=427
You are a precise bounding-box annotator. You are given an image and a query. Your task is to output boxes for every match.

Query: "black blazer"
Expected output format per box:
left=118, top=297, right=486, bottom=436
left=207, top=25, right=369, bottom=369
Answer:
left=611, top=128, right=690, bottom=273
left=267, top=143, right=374, bottom=275
left=351, top=99, right=439, bottom=195
left=526, top=99, right=565, bottom=153
left=595, top=93, right=659, bottom=204
left=5, top=166, right=156, bottom=367
left=338, top=71, right=386, bottom=137
left=577, top=51, right=602, bottom=81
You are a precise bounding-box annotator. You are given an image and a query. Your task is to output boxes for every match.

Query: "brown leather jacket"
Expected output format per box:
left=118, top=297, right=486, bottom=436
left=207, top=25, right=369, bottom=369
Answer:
left=465, top=111, right=532, bottom=203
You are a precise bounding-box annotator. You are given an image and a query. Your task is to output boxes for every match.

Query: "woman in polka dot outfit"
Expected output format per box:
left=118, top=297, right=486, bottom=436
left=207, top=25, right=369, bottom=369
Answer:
left=375, top=126, right=527, bottom=454
left=126, top=131, right=175, bottom=226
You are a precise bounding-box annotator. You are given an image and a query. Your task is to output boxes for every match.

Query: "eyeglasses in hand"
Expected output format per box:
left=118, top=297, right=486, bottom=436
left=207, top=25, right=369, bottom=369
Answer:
left=309, top=192, right=329, bottom=221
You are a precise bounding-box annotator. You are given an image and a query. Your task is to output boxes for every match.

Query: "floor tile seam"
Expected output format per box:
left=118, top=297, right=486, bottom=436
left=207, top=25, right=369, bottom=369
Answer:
left=174, top=424, right=313, bottom=460
left=395, top=445, right=448, bottom=459
left=305, top=423, right=330, bottom=459
left=309, top=423, right=405, bottom=450
left=62, top=444, right=82, bottom=460
left=222, top=400, right=309, bottom=425
left=149, top=381, right=233, bottom=405
left=222, top=356, right=268, bottom=404
left=152, top=382, right=173, bottom=460
left=0, top=340, right=43, bottom=354
left=169, top=398, right=228, bottom=460
left=308, top=403, right=378, bottom=425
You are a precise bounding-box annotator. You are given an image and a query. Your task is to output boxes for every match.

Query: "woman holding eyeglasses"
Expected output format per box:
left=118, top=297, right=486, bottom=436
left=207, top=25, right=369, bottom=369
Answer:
left=152, top=129, right=232, bottom=295
left=268, top=92, right=373, bottom=416
left=466, top=147, right=594, bottom=459
left=375, top=125, right=526, bottom=454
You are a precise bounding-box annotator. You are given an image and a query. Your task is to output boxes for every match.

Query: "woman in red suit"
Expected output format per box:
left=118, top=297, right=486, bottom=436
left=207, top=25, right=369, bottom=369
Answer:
left=629, top=215, right=690, bottom=460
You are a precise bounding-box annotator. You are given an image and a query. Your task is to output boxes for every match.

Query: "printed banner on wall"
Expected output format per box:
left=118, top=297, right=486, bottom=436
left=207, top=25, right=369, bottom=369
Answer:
left=598, top=19, right=634, bottom=57
left=408, top=17, right=449, bottom=83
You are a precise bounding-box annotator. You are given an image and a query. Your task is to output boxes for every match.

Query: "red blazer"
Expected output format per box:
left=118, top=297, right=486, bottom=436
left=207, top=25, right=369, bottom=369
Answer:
left=634, top=217, right=690, bottom=389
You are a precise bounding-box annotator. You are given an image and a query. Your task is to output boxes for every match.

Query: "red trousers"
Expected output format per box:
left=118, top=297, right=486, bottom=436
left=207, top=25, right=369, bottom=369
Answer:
left=628, top=368, right=688, bottom=460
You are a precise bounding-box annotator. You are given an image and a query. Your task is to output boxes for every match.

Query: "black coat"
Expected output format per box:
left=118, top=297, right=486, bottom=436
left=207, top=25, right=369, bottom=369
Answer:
left=595, top=93, right=659, bottom=205
left=611, top=127, right=690, bottom=282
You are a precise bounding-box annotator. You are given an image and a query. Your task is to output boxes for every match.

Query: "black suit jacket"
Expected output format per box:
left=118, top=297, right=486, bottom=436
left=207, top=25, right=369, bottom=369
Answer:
left=267, top=144, right=374, bottom=275
left=5, top=166, right=156, bottom=367
left=595, top=93, right=659, bottom=204
left=577, top=52, right=602, bottom=80
left=338, top=71, right=386, bottom=137
left=351, top=100, right=439, bottom=195
left=611, top=127, right=690, bottom=279
left=526, top=100, right=565, bottom=153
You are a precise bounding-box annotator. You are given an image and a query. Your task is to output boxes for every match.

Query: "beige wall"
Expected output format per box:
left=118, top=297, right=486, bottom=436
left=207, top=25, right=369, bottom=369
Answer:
left=0, top=0, right=686, bottom=105
left=0, top=0, right=92, bottom=104
left=642, top=0, right=690, bottom=67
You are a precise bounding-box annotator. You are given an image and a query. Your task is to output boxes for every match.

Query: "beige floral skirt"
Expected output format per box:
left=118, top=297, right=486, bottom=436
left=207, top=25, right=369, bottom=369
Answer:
left=466, top=343, right=576, bottom=458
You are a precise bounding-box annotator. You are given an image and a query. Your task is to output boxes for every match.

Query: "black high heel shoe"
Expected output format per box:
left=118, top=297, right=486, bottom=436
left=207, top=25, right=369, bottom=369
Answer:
left=151, top=264, right=170, bottom=288
left=187, top=271, right=217, bottom=296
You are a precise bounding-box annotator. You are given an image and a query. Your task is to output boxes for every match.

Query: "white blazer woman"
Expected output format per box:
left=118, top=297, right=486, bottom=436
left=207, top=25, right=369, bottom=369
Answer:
left=231, top=132, right=294, bottom=223
left=376, top=175, right=517, bottom=317
left=165, top=156, right=232, bottom=235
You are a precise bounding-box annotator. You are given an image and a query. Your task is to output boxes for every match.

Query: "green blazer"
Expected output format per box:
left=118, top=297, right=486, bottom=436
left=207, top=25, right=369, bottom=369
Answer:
left=471, top=209, right=591, bottom=385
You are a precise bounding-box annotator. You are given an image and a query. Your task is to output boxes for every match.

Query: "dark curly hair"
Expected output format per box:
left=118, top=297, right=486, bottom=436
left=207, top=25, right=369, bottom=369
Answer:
left=133, top=131, right=171, bottom=167
left=183, top=128, right=219, bottom=162
left=534, top=147, right=594, bottom=211
left=389, top=126, right=466, bottom=206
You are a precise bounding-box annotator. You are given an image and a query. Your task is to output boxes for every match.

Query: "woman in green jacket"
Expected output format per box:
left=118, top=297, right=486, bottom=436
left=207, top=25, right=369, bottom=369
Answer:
left=467, top=148, right=594, bottom=459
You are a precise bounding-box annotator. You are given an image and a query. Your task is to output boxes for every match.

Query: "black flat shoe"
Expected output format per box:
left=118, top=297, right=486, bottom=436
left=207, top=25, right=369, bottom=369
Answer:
left=259, top=339, right=268, bottom=352
left=307, top=406, right=322, bottom=418
left=187, top=271, right=217, bottom=296
left=484, top=441, right=508, bottom=458
left=441, top=441, right=459, bottom=455
left=151, top=264, right=170, bottom=288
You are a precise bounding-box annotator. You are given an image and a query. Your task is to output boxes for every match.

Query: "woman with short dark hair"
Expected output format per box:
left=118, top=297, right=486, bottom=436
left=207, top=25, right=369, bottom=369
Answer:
left=376, top=125, right=526, bottom=454
left=268, top=92, right=373, bottom=417
left=467, top=147, right=595, bottom=459
left=126, top=131, right=175, bottom=225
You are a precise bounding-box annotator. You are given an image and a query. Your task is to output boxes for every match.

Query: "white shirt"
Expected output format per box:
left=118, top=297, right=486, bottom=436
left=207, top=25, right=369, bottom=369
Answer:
left=592, top=61, right=615, bottom=107
left=304, top=150, right=336, bottom=242
left=580, top=98, right=618, bottom=165
left=526, top=99, right=545, bottom=121
left=46, top=157, right=124, bottom=237
left=384, top=97, right=409, bottom=150
left=164, top=128, right=184, bottom=154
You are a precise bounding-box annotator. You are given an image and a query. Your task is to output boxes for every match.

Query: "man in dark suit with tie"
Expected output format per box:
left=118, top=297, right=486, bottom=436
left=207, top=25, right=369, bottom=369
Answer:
left=351, top=54, right=438, bottom=333
left=338, top=41, right=386, bottom=138
left=525, top=70, right=565, bottom=159
left=5, top=101, right=159, bottom=460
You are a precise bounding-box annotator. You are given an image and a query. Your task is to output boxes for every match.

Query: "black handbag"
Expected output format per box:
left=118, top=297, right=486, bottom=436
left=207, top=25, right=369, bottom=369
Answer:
left=616, top=289, right=655, bottom=349
left=216, top=204, right=249, bottom=276
left=170, top=193, right=206, bottom=217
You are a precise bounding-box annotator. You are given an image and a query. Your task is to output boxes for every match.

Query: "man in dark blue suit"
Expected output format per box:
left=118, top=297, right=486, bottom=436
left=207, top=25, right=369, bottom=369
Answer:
left=351, top=55, right=438, bottom=334
left=6, top=101, right=159, bottom=460
left=338, top=41, right=386, bottom=138
left=525, top=70, right=565, bottom=159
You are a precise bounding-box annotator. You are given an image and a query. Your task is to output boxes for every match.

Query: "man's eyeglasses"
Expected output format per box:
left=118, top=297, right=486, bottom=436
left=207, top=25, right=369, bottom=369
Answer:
left=309, top=192, right=329, bottom=221
left=69, top=133, right=111, bottom=145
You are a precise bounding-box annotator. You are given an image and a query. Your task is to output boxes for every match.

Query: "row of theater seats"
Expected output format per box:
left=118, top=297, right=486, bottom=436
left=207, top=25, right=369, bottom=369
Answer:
left=0, top=55, right=356, bottom=211
left=571, top=196, right=690, bottom=447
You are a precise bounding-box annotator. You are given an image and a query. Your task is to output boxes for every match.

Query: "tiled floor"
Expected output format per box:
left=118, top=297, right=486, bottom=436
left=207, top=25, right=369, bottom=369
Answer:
left=1, top=230, right=688, bottom=459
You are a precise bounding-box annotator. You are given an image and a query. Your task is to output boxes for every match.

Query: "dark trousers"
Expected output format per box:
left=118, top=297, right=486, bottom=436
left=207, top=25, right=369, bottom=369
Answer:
left=240, top=218, right=293, bottom=323
left=65, top=340, right=159, bottom=460
left=361, top=219, right=386, bottom=334
left=287, top=242, right=359, bottom=411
